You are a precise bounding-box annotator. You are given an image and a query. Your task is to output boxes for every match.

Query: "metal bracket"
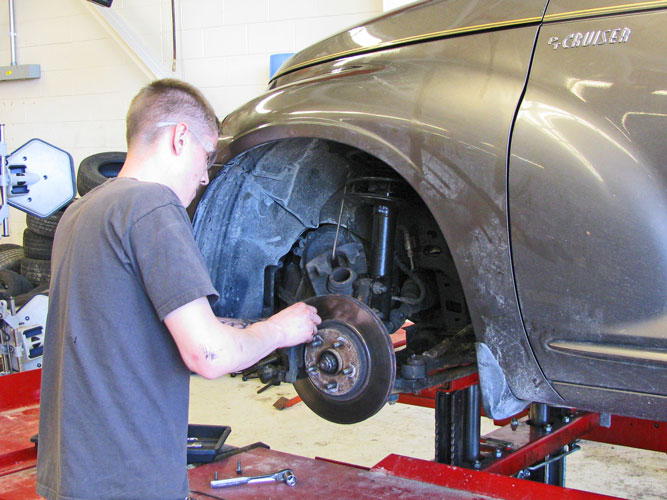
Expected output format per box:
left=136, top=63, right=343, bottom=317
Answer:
left=526, top=443, right=580, bottom=473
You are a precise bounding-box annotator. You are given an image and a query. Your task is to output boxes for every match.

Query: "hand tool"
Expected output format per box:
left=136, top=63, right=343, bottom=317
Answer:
left=210, top=468, right=296, bottom=488
left=273, top=395, right=302, bottom=410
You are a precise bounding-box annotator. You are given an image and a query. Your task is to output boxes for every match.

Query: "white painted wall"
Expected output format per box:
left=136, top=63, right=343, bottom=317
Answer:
left=0, top=0, right=382, bottom=243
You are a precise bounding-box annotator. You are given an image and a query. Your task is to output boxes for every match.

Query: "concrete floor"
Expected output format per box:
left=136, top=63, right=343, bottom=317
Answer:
left=189, top=375, right=666, bottom=500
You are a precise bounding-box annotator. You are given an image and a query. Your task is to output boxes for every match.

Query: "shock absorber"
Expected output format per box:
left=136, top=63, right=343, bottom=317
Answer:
left=348, top=175, right=403, bottom=321
left=369, top=203, right=397, bottom=318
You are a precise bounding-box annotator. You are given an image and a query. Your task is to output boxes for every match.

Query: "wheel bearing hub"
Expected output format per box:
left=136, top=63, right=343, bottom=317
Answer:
left=304, top=322, right=364, bottom=396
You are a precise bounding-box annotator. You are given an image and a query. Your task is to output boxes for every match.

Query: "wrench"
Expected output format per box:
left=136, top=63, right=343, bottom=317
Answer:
left=210, top=468, right=296, bottom=488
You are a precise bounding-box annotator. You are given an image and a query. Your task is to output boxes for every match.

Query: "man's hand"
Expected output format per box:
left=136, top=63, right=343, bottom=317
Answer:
left=265, top=302, right=321, bottom=347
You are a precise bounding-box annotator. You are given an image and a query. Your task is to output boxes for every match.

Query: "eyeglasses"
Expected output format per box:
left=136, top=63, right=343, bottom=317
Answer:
left=156, top=121, right=217, bottom=169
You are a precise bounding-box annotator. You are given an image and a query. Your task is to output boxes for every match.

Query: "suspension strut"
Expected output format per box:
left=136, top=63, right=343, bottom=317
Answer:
left=348, top=175, right=403, bottom=321
left=369, top=203, right=397, bottom=318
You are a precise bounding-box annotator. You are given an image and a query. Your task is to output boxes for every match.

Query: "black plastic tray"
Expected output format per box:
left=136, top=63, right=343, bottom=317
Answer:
left=186, top=424, right=231, bottom=464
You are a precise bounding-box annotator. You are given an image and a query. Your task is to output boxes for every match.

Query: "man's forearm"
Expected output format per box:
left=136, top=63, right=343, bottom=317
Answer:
left=165, top=297, right=317, bottom=380
left=195, top=318, right=286, bottom=378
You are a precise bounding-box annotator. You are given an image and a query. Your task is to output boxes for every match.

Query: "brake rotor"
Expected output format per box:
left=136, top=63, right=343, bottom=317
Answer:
left=294, top=295, right=396, bottom=424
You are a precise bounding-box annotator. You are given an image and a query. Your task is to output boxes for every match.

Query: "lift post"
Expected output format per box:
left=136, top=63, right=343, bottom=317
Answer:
left=435, top=384, right=481, bottom=467
left=429, top=376, right=587, bottom=484
left=400, top=369, right=665, bottom=494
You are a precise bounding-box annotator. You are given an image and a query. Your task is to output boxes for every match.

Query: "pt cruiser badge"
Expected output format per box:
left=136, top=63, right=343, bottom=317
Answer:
left=548, top=27, right=631, bottom=49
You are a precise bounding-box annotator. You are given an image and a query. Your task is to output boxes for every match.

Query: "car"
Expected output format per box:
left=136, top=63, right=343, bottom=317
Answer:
left=192, top=0, right=667, bottom=424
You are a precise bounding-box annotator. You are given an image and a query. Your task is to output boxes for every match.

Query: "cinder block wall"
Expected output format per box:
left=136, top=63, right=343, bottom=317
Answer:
left=0, top=0, right=383, bottom=243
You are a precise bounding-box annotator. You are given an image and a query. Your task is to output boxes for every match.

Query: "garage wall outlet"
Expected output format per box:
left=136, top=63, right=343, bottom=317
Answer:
left=0, top=64, right=41, bottom=82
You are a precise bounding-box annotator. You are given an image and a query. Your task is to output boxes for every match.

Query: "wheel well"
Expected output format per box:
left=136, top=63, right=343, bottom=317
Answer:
left=195, top=137, right=470, bottom=343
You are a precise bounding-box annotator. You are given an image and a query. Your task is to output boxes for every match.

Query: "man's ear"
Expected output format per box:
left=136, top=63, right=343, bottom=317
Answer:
left=171, top=122, right=188, bottom=156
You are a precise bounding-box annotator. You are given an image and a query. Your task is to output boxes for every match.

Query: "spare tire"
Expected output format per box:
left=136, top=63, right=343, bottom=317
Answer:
left=77, top=152, right=126, bottom=196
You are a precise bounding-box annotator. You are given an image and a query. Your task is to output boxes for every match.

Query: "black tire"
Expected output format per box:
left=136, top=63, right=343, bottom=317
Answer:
left=20, top=258, right=51, bottom=286
left=0, top=270, right=34, bottom=300
left=23, top=229, right=54, bottom=260
left=26, top=204, right=70, bottom=238
left=77, top=151, right=126, bottom=196
left=0, top=243, right=21, bottom=252
left=0, top=247, right=24, bottom=272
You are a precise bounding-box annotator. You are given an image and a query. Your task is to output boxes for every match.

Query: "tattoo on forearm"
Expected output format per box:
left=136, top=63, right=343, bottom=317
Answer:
left=217, top=317, right=261, bottom=329
left=201, top=344, right=218, bottom=361
left=201, top=319, right=262, bottom=363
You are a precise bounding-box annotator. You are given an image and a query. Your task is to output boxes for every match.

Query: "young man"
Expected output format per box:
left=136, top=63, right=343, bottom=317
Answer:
left=36, top=79, right=321, bottom=500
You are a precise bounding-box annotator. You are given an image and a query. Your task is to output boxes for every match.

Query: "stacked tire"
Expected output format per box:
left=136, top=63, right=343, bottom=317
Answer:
left=19, top=209, right=64, bottom=287
left=77, top=151, right=125, bottom=196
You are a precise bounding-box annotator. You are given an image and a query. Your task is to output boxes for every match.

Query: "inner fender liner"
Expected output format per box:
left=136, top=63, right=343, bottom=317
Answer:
left=193, top=139, right=349, bottom=318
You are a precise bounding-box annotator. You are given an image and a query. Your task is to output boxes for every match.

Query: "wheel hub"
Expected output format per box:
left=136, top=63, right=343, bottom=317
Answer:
left=304, top=322, right=365, bottom=396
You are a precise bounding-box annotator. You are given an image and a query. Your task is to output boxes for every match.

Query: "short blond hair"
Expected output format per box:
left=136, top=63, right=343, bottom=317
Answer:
left=126, top=79, right=219, bottom=148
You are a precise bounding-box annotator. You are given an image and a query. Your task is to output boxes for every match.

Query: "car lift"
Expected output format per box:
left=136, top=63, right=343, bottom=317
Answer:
left=1, top=369, right=665, bottom=500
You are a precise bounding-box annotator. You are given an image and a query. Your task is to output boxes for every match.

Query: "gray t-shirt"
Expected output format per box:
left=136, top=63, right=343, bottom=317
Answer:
left=36, top=177, right=219, bottom=500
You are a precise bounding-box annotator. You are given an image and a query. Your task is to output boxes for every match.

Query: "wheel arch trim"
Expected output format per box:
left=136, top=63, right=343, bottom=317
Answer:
left=218, top=120, right=418, bottom=180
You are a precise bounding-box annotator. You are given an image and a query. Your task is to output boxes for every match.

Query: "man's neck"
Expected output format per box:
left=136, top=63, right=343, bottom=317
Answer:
left=117, top=150, right=186, bottom=206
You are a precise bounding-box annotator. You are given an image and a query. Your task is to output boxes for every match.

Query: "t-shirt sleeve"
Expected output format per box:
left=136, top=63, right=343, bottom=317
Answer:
left=128, top=203, right=219, bottom=321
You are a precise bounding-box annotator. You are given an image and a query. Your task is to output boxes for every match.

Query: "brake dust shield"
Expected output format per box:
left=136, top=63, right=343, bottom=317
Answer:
left=294, top=295, right=396, bottom=424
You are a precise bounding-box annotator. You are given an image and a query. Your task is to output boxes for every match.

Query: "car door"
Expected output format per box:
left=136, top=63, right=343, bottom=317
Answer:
left=508, top=0, right=667, bottom=418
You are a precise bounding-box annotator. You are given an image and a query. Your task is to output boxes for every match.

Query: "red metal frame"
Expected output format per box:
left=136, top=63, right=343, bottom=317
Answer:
left=372, top=454, right=626, bottom=500
left=398, top=378, right=666, bottom=454
left=0, top=369, right=40, bottom=411
left=582, top=414, right=666, bottom=453
left=0, top=371, right=41, bottom=483
left=481, top=412, right=600, bottom=475
left=397, top=372, right=480, bottom=408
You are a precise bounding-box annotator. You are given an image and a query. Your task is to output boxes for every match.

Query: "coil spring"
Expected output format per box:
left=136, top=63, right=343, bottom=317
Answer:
left=346, top=175, right=405, bottom=205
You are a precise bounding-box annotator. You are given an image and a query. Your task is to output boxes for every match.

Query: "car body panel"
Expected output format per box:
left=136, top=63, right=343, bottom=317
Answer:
left=273, top=0, right=547, bottom=80
left=545, top=0, right=667, bottom=20
left=509, top=9, right=667, bottom=418
left=201, top=0, right=666, bottom=420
